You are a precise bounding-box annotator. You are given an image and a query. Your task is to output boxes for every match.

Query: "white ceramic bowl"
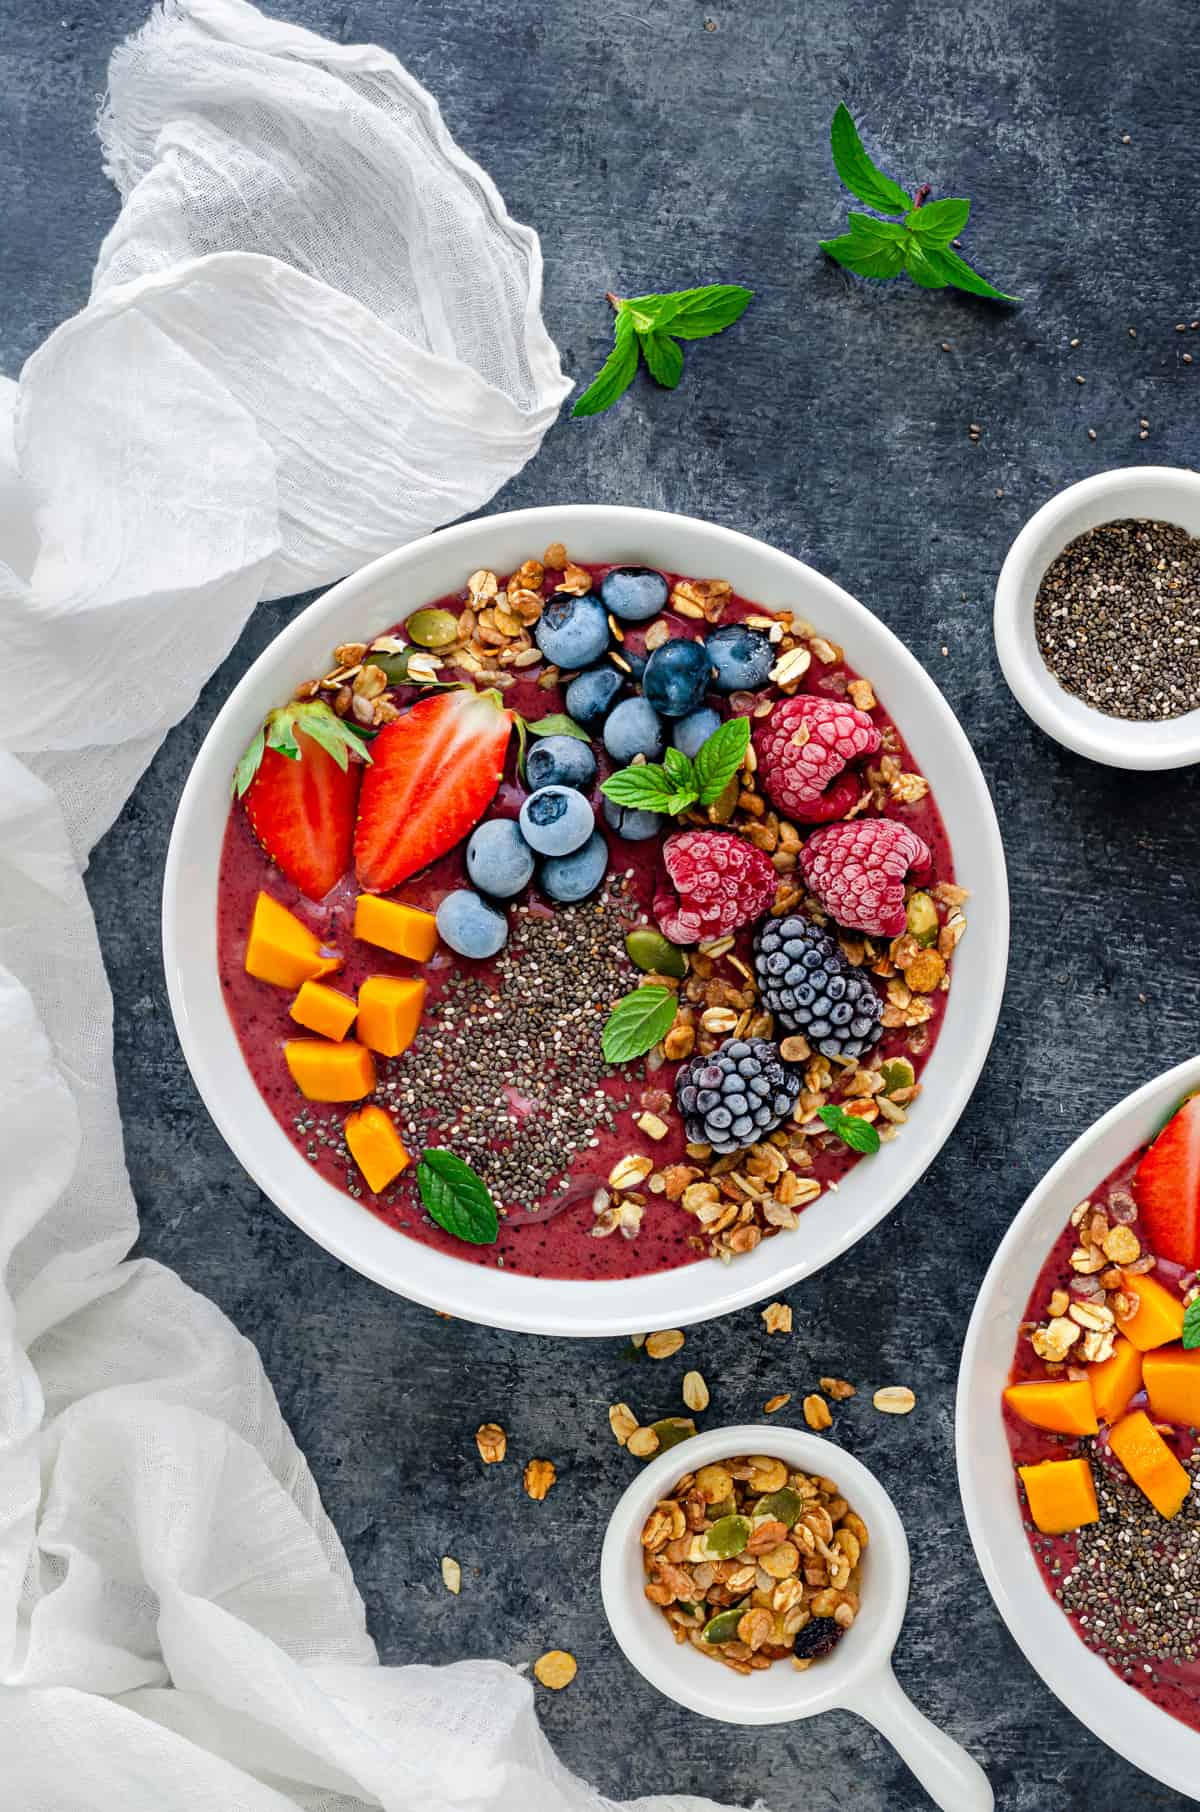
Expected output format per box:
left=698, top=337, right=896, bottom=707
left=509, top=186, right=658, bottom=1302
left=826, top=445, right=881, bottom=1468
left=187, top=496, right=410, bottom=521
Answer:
left=163, top=504, right=1008, bottom=1335
left=600, top=1424, right=992, bottom=1810
left=994, top=465, right=1200, bottom=769
left=957, top=1054, right=1200, bottom=1801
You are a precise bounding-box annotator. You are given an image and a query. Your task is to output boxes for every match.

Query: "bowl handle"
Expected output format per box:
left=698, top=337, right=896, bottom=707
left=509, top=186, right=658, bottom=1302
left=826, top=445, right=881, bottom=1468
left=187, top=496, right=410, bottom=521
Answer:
left=841, top=1664, right=993, bottom=1812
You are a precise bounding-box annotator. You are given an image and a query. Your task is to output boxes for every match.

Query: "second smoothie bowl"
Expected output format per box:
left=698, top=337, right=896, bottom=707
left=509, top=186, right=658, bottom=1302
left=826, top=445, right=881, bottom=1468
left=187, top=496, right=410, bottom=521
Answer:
left=163, top=505, right=1008, bottom=1333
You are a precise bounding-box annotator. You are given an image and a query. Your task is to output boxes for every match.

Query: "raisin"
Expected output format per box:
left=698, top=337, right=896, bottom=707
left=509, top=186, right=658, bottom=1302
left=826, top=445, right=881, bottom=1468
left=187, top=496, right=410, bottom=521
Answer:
left=792, top=1617, right=843, bottom=1661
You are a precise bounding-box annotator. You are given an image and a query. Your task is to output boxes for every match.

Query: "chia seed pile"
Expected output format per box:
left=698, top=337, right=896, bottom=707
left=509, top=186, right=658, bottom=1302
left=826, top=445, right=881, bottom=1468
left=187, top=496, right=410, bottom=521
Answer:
left=1034, top=517, right=1200, bottom=720
left=1034, top=1442, right=1200, bottom=1684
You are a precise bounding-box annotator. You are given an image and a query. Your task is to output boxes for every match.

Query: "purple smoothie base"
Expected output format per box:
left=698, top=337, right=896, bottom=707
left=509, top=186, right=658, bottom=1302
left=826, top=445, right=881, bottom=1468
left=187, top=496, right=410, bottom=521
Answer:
left=217, top=564, right=957, bottom=1282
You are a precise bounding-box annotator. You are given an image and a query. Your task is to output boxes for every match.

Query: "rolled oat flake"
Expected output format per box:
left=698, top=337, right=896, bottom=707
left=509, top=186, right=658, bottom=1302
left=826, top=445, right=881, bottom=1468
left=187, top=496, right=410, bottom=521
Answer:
left=1033, top=517, right=1200, bottom=720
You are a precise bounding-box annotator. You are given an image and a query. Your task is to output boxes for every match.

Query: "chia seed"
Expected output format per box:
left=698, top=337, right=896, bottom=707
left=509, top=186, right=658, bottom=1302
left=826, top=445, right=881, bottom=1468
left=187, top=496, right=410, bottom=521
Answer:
left=1034, top=517, right=1200, bottom=720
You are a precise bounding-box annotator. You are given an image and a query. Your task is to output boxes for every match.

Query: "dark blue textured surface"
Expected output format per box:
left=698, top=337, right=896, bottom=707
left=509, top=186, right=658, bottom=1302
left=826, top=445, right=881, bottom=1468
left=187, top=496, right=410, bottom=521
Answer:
left=4, top=3, right=1199, bottom=1807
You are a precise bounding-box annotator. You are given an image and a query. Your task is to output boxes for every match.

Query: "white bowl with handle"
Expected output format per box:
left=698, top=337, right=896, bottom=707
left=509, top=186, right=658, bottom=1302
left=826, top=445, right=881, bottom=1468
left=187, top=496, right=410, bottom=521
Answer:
left=163, top=503, right=1008, bottom=1334
left=601, top=1423, right=993, bottom=1810
left=957, top=1054, right=1200, bottom=1800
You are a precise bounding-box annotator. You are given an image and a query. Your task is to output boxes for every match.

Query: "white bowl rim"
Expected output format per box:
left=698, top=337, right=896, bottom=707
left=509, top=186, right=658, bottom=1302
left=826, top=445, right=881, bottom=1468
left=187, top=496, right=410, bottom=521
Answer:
left=163, top=502, right=1009, bottom=1335
left=993, top=464, right=1200, bottom=770
left=956, top=1052, right=1200, bottom=1799
left=599, top=1421, right=910, bottom=1724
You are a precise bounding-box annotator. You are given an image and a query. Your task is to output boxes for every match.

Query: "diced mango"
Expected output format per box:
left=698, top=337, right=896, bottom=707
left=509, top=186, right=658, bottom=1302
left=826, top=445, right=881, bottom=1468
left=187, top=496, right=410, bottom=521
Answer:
left=1144, top=1344, right=1200, bottom=1429
left=1088, top=1336, right=1143, bottom=1425
left=1108, top=1409, right=1192, bottom=1518
left=245, top=892, right=340, bottom=990
left=356, top=976, right=426, bottom=1058
left=1018, top=1457, right=1100, bottom=1536
left=284, top=1039, right=375, bottom=1102
left=289, top=979, right=358, bottom=1042
left=345, top=1105, right=411, bottom=1194
left=354, top=895, right=439, bottom=961
left=1003, top=1380, right=1098, bottom=1437
left=1115, top=1269, right=1186, bottom=1351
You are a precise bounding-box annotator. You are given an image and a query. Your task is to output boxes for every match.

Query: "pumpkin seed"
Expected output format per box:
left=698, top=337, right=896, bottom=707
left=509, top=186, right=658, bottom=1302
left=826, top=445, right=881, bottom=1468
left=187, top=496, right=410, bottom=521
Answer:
left=704, top=1513, right=752, bottom=1559
left=753, top=1486, right=803, bottom=1526
left=905, top=891, right=939, bottom=947
left=406, top=608, right=460, bottom=649
left=705, top=1494, right=737, bottom=1520
left=650, top=1416, right=697, bottom=1452
left=626, top=927, right=687, bottom=978
left=701, top=1605, right=747, bottom=1644
left=880, top=1057, right=915, bottom=1096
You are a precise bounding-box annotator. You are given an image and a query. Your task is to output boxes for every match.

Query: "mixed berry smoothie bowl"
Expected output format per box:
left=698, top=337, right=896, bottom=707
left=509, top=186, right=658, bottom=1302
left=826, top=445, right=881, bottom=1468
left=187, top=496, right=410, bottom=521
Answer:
left=164, top=506, right=1008, bottom=1334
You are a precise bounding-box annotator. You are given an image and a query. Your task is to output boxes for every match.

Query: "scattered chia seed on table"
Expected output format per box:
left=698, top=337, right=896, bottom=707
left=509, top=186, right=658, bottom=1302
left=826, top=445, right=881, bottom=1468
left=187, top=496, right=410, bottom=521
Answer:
left=1033, top=517, right=1200, bottom=720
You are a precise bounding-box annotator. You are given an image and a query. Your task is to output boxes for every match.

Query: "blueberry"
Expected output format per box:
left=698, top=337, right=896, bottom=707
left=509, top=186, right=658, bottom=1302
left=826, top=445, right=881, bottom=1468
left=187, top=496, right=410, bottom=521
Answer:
left=435, top=889, right=508, bottom=959
left=540, top=831, right=609, bottom=902
left=623, top=650, right=647, bottom=682
left=672, top=705, right=723, bottom=760
left=518, top=784, right=594, bottom=856
left=602, top=795, right=661, bottom=841
left=603, top=696, right=666, bottom=764
left=565, top=666, right=624, bottom=729
left=705, top=623, right=774, bottom=693
left=525, top=733, right=597, bottom=794
left=599, top=566, right=669, bottom=622
left=642, top=637, right=712, bottom=718
left=534, top=592, right=610, bottom=669
left=465, top=819, right=535, bottom=898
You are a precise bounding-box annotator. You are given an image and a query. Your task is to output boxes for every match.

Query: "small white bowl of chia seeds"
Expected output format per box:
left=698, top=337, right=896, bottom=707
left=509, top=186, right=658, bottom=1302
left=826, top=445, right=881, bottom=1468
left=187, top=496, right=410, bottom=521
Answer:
left=994, top=466, right=1200, bottom=769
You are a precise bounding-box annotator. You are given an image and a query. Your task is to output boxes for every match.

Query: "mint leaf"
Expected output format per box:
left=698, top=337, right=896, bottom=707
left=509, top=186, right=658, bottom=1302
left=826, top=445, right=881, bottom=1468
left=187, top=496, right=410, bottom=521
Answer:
left=663, top=746, right=695, bottom=786
left=233, top=728, right=266, bottom=798
left=903, top=240, right=946, bottom=289
left=821, top=232, right=906, bottom=280
left=600, top=764, right=680, bottom=813
left=817, top=1103, right=881, bottom=1156
left=526, top=713, right=590, bottom=742
left=847, top=212, right=907, bottom=240
left=572, top=308, right=639, bottom=418
left=906, top=196, right=970, bottom=243
left=919, top=243, right=1017, bottom=301
left=664, top=788, right=699, bottom=814
left=692, top=716, right=750, bottom=804
left=1184, top=1298, right=1200, bottom=1351
left=417, top=1150, right=499, bottom=1245
left=830, top=103, right=912, bottom=214
left=647, top=284, right=754, bottom=340
left=602, top=985, right=679, bottom=1064
left=639, top=330, right=684, bottom=387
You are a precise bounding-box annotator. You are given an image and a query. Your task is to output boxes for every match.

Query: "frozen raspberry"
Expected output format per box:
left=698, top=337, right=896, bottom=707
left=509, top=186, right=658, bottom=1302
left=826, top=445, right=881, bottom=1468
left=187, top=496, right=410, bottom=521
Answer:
left=800, top=818, right=933, bottom=937
left=654, top=830, right=776, bottom=945
left=754, top=696, right=881, bottom=822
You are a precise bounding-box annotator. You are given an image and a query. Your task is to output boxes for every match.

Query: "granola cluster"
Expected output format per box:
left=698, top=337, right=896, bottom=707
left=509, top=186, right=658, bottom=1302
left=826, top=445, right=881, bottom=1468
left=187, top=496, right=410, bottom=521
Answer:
left=1021, top=1189, right=1165, bottom=1371
left=641, top=1454, right=867, bottom=1674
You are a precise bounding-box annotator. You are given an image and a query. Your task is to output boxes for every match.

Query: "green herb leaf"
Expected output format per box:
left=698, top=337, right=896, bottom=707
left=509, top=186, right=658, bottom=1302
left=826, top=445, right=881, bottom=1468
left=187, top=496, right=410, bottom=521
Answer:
left=664, top=788, right=700, bottom=814
left=599, top=765, right=679, bottom=813
left=817, top=1103, right=882, bottom=1155
left=663, top=746, right=695, bottom=785
left=639, top=330, right=684, bottom=388
left=692, top=716, right=750, bottom=803
left=903, top=239, right=947, bottom=289
left=1184, top=1298, right=1200, bottom=1351
left=829, top=103, right=912, bottom=214
left=906, top=196, right=970, bottom=243
left=572, top=308, right=640, bottom=418
left=233, top=728, right=266, bottom=798
left=601, top=985, right=680, bottom=1063
left=847, top=211, right=907, bottom=241
left=821, top=230, right=906, bottom=280
left=417, top=1149, right=499, bottom=1245
left=525, top=713, right=590, bottom=742
left=641, top=284, right=755, bottom=341
left=918, top=242, right=1017, bottom=301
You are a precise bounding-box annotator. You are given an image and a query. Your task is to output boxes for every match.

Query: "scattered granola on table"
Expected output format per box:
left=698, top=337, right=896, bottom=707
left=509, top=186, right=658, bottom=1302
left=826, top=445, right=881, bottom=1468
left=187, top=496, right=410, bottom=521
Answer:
left=641, top=1454, right=867, bottom=1672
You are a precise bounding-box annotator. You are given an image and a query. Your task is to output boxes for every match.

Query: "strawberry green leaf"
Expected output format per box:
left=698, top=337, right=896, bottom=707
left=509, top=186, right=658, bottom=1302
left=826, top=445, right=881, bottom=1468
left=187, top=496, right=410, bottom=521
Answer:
left=830, top=103, right=912, bottom=214
left=692, top=716, right=750, bottom=804
left=639, top=330, right=684, bottom=387
left=602, top=985, right=680, bottom=1064
left=572, top=308, right=640, bottom=418
left=266, top=715, right=301, bottom=761
left=299, top=704, right=375, bottom=771
left=233, top=727, right=266, bottom=798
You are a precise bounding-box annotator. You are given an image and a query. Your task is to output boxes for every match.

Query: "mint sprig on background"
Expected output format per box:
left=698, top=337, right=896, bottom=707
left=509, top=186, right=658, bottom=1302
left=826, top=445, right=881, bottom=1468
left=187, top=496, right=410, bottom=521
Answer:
left=820, top=103, right=1015, bottom=301
left=572, top=284, right=753, bottom=418
left=599, top=715, right=750, bottom=816
left=817, top=1102, right=881, bottom=1155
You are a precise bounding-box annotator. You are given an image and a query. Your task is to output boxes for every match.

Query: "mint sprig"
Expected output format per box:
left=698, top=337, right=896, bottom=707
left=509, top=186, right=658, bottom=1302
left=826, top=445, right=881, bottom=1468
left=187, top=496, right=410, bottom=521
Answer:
left=417, top=1149, right=499, bottom=1245
left=601, top=985, right=680, bottom=1064
left=817, top=1103, right=882, bottom=1156
left=572, top=284, right=753, bottom=419
left=599, top=715, right=750, bottom=817
left=1184, top=1298, right=1200, bottom=1351
left=821, top=103, right=1016, bottom=302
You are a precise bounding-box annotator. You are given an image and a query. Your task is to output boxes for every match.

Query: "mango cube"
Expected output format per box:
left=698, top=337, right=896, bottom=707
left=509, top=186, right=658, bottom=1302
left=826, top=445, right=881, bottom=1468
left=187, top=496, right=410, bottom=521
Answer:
left=245, top=892, right=340, bottom=990
left=1018, top=1457, right=1100, bottom=1536
left=1115, top=1270, right=1186, bottom=1351
left=284, top=1039, right=375, bottom=1102
left=1144, top=1343, right=1200, bottom=1428
left=345, top=1105, right=410, bottom=1194
left=1109, top=1409, right=1192, bottom=1519
left=354, top=895, right=438, bottom=961
left=1003, top=1380, right=1098, bottom=1437
left=357, top=976, right=426, bottom=1058
left=290, top=979, right=358, bottom=1042
left=1088, top=1335, right=1143, bottom=1425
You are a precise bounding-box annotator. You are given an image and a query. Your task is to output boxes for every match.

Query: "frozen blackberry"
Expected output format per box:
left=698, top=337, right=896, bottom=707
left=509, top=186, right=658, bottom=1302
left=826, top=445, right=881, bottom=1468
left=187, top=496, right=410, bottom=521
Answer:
left=753, top=914, right=883, bottom=1061
left=674, top=1037, right=801, bottom=1156
left=792, top=1617, right=843, bottom=1662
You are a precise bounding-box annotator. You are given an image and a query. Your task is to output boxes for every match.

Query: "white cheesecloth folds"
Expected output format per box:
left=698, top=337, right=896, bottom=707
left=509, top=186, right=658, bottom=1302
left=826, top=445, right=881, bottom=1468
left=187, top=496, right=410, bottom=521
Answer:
left=0, top=3, right=750, bottom=1807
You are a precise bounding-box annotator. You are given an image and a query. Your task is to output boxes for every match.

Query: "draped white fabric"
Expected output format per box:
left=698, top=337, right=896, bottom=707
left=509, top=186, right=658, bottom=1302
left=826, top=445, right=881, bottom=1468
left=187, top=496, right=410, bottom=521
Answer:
left=0, top=3, right=751, bottom=1804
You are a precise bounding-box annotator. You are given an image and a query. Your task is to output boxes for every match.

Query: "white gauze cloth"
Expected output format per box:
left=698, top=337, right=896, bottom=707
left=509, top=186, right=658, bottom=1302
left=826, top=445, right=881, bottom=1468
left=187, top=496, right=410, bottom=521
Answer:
left=0, top=3, right=752, bottom=1808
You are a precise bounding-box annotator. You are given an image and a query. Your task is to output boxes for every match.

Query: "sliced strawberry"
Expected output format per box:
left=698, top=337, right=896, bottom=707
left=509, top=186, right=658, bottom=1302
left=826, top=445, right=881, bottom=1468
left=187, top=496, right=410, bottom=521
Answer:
left=354, top=688, right=513, bottom=892
left=237, top=701, right=368, bottom=901
left=1133, top=1093, right=1200, bottom=1270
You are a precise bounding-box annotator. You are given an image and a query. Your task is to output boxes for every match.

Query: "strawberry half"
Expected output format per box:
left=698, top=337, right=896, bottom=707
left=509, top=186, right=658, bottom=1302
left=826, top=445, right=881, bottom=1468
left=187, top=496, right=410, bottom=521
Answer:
left=354, top=688, right=514, bottom=892
left=1133, top=1093, right=1200, bottom=1270
left=236, top=700, right=369, bottom=902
